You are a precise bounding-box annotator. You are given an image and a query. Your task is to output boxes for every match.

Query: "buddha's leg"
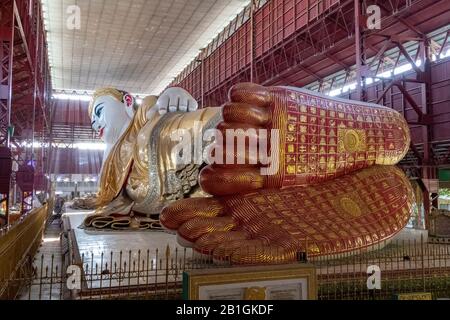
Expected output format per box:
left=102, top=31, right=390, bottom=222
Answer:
left=198, top=83, right=410, bottom=196
left=161, top=165, right=414, bottom=264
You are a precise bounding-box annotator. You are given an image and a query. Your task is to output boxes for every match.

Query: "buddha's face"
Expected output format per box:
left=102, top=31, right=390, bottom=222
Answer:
left=90, top=95, right=134, bottom=144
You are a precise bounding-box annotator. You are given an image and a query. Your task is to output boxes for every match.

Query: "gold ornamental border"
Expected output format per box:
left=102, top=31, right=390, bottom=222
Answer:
left=184, top=263, right=317, bottom=300
left=0, top=206, right=48, bottom=299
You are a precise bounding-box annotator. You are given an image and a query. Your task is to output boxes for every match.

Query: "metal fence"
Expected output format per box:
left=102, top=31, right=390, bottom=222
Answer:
left=310, top=239, right=450, bottom=300
left=10, top=244, right=228, bottom=300
left=4, top=236, right=450, bottom=300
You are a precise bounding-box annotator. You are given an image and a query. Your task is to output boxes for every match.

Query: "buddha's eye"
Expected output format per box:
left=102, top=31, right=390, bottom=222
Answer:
left=95, top=106, right=103, bottom=118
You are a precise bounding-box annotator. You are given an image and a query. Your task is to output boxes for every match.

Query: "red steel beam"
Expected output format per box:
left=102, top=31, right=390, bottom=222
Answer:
left=0, top=0, right=52, bottom=218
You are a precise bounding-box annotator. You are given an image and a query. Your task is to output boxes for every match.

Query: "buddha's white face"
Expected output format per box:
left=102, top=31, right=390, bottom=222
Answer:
left=91, top=95, right=134, bottom=145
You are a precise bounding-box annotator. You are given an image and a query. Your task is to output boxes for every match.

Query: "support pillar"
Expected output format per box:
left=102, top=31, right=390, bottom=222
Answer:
left=0, top=0, right=14, bottom=227
left=200, top=48, right=205, bottom=109
left=354, top=0, right=367, bottom=102
left=0, top=1, right=14, bottom=147
left=421, top=35, right=438, bottom=229
left=250, top=0, right=255, bottom=83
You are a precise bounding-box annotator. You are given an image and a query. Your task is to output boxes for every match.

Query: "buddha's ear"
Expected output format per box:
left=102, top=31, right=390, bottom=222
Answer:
left=123, top=93, right=136, bottom=119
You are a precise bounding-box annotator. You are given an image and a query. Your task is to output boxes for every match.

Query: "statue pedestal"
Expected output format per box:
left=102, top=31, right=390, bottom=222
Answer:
left=392, top=228, right=428, bottom=244
left=63, top=207, right=188, bottom=293
left=67, top=210, right=182, bottom=255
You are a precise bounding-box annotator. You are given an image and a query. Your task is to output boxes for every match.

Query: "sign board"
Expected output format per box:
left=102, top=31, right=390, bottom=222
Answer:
left=183, top=264, right=316, bottom=300
left=439, top=169, right=450, bottom=182
left=394, top=292, right=432, bottom=300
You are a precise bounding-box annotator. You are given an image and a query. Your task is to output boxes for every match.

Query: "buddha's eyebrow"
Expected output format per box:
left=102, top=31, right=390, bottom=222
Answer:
left=94, top=102, right=105, bottom=114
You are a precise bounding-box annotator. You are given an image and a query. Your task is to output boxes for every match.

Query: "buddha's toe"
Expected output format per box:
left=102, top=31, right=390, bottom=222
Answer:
left=211, top=227, right=301, bottom=265
left=177, top=216, right=237, bottom=247
left=228, top=83, right=272, bottom=107
left=222, top=102, right=270, bottom=126
left=211, top=239, right=298, bottom=265
left=160, top=198, right=226, bottom=231
left=212, top=239, right=268, bottom=263
left=227, top=242, right=298, bottom=265
left=194, top=231, right=250, bottom=254
left=209, top=122, right=266, bottom=167
left=199, top=166, right=265, bottom=196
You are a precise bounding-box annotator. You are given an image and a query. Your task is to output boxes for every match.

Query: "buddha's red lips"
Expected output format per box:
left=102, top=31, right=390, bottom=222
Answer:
left=98, top=127, right=105, bottom=138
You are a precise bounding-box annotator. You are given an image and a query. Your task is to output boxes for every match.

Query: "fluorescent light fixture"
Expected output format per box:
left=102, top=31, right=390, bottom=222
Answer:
left=53, top=90, right=151, bottom=103
left=328, top=88, right=342, bottom=97
left=17, top=141, right=106, bottom=151
left=394, top=63, right=413, bottom=75
left=53, top=93, right=92, bottom=102
left=440, top=49, right=450, bottom=59
left=324, top=50, right=450, bottom=97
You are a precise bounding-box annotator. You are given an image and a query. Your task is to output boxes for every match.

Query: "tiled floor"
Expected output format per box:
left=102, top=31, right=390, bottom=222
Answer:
left=18, top=216, right=64, bottom=300
left=66, top=208, right=194, bottom=289
left=67, top=209, right=186, bottom=260
left=18, top=205, right=195, bottom=298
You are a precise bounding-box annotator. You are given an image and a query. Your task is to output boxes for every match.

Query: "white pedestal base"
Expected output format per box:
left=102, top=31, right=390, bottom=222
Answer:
left=392, top=228, right=428, bottom=243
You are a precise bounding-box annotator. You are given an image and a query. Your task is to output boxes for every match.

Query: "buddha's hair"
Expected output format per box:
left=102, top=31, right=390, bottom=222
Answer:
left=88, top=88, right=137, bottom=117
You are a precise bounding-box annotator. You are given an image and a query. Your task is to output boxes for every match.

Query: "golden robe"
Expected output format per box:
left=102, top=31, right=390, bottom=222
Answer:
left=83, top=97, right=222, bottom=230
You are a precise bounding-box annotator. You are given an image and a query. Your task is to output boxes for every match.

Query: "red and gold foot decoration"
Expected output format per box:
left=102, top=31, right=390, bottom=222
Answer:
left=160, top=83, right=414, bottom=265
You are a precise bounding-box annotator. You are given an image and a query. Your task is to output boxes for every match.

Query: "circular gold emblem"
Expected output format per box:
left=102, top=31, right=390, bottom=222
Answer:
left=343, top=130, right=360, bottom=152
left=339, top=197, right=362, bottom=217
left=244, top=287, right=267, bottom=300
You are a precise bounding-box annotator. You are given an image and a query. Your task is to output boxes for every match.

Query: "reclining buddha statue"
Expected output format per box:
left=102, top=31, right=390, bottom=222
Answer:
left=84, top=82, right=414, bottom=264
left=83, top=86, right=222, bottom=230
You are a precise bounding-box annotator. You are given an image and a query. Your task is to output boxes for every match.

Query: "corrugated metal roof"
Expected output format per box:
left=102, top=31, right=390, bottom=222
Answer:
left=42, top=0, right=250, bottom=95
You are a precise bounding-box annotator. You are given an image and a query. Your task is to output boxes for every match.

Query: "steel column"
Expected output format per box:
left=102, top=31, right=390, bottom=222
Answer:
left=6, top=2, right=14, bottom=148
left=422, top=35, right=437, bottom=227
left=250, top=0, right=255, bottom=83
left=0, top=0, right=14, bottom=227
left=200, top=49, right=205, bottom=108
left=354, top=0, right=364, bottom=101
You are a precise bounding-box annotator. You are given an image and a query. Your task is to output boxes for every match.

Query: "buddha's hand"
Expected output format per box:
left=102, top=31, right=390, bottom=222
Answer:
left=156, top=87, right=198, bottom=114
left=160, top=83, right=413, bottom=265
